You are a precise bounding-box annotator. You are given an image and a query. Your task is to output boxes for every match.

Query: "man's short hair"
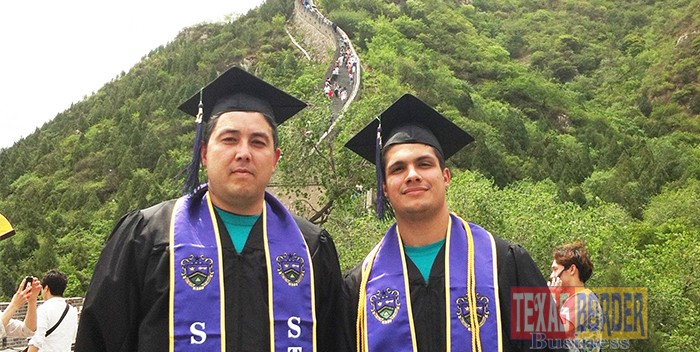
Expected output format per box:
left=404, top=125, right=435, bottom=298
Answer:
left=553, top=241, right=594, bottom=283
left=42, top=269, right=68, bottom=296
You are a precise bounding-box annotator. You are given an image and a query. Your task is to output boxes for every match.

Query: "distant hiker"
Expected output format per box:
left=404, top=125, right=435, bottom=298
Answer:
left=331, top=66, right=340, bottom=82
left=26, top=269, right=78, bottom=352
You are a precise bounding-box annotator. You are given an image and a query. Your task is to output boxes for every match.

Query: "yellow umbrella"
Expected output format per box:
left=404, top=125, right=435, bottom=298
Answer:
left=0, top=213, right=16, bottom=241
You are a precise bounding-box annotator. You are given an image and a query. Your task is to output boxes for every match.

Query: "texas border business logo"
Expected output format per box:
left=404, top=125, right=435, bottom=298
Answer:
left=276, top=252, right=306, bottom=286
left=370, top=287, right=401, bottom=324
left=180, top=254, right=214, bottom=290
left=510, top=286, right=647, bottom=350
left=456, top=292, right=490, bottom=330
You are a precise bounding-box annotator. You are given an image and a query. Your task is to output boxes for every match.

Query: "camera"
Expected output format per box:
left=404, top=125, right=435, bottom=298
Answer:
left=23, top=276, right=33, bottom=289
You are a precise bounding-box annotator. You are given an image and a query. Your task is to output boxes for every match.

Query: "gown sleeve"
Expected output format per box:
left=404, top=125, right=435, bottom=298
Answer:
left=74, top=201, right=173, bottom=352
left=294, top=215, right=352, bottom=352
left=74, top=210, right=143, bottom=352
left=496, top=239, right=558, bottom=352
left=341, top=263, right=363, bottom=352
left=311, top=229, right=353, bottom=352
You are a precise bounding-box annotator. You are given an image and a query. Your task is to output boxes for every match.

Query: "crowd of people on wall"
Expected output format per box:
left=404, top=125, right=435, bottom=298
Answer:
left=324, top=78, right=348, bottom=101
left=298, top=0, right=358, bottom=104
left=301, top=0, right=333, bottom=28
left=323, top=39, right=356, bottom=102
left=339, top=38, right=358, bottom=87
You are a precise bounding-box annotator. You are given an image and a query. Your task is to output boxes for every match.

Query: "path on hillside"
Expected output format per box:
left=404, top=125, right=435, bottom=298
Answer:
left=289, top=0, right=361, bottom=149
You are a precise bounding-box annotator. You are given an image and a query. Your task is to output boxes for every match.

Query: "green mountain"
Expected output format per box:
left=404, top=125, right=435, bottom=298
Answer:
left=1, top=0, right=698, bottom=349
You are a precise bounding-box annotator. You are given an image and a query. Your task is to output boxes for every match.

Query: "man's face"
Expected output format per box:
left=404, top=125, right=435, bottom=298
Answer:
left=202, top=111, right=280, bottom=213
left=550, top=259, right=572, bottom=286
left=382, top=143, right=450, bottom=219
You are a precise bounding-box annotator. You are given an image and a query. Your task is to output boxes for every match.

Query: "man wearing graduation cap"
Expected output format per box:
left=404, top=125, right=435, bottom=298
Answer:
left=76, top=66, right=346, bottom=351
left=344, top=94, right=552, bottom=351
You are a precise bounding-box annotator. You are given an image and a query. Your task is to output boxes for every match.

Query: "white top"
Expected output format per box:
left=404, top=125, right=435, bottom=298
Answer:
left=28, top=297, right=78, bottom=352
left=0, top=317, right=34, bottom=338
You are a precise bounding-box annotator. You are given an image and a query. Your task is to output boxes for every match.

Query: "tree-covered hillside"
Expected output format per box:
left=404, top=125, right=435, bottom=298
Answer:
left=0, top=0, right=698, bottom=350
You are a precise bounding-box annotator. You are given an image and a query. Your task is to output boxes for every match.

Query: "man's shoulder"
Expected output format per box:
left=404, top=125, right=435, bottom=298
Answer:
left=106, top=198, right=178, bottom=247
left=290, top=214, right=328, bottom=251
left=291, top=214, right=322, bottom=234
left=140, top=198, right=178, bottom=219
left=462, top=220, right=519, bottom=254
left=42, top=298, right=78, bottom=316
left=485, top=230, right=534, bottom=259
left=462, top=219, right=544, bottom=272
left=114, top=198, right=177, bottom=229
left=39, top=297, right=64, bottom=311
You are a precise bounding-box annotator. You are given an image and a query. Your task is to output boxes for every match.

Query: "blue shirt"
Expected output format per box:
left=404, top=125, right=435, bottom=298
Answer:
left=214, top=207, right=260, bottom=253
left=404, top=239, right=446, bottom=283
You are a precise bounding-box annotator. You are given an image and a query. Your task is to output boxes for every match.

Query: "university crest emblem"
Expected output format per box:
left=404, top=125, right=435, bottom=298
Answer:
left=276, top=252, right=305, bottom=286
left=370, top=288, right=401, bottom=324
left=180, top=254, right=214, bottom=290
left=456, top=292, right=490, bottom=330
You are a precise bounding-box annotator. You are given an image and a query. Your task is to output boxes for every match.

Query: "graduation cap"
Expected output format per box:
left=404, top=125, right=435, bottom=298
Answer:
left=178, top=66, right=307, bottom=194
left=344, top=93, right=474, bottom=218
left=178, top=66, right=307, bottom=124
left=0, top=213, right=16, bottom=241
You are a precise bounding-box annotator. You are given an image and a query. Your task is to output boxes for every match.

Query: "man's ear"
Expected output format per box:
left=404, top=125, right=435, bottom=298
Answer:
left=569, top=264, right=578, bottom=276
left=443, top=167, right=451, bottom=187
left=200, top=143, right=208, bottom=168
left=273, top=147, right=281, bottom=168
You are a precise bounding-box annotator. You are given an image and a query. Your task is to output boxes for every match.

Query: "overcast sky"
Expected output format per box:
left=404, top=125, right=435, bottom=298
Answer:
left=0, top=0, right=266, bottom=149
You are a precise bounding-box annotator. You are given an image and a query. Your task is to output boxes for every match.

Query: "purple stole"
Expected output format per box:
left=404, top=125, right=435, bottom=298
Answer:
left=169, top=188, right=316, bottom=351
left=358, top=214, right=502, bottom=352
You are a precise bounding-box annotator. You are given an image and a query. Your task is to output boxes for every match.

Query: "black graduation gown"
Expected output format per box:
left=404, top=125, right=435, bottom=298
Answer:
left=75, top=198, right=346, bottom=352
left=343, top=234, right=555, bottom=352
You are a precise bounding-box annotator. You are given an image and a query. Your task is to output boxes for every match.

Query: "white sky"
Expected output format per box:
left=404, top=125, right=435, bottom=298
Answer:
left=0, top=0, right=266, bottom=149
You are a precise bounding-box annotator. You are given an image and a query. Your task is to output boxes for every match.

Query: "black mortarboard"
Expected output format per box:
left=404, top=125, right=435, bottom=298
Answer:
left=178, top=66, right=307, bottom=124
left=344, top=93, right=474, bottom=217
left=178, top=66, right=307, bottom=194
